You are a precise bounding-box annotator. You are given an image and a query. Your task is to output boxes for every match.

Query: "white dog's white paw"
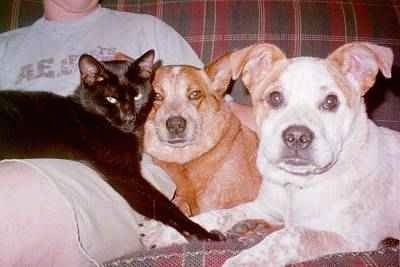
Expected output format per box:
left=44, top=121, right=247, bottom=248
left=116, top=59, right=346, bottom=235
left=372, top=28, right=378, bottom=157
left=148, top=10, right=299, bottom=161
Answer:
left=223, top=227, right=302, bottom=267
left=139, top=220, right=187, bottom=249
left=191, top=209, right=249, bottom=233
left=223, top=226, right=353, bottom=267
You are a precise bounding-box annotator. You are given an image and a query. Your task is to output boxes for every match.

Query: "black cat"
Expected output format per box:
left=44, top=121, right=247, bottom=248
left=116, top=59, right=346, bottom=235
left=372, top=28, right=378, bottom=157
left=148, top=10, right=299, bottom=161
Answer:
left=0, top=50, right=222, bottom=242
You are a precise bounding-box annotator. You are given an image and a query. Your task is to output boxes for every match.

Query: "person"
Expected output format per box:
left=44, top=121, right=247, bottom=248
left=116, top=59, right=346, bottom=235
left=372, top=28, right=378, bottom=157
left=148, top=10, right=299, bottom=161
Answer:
left=0, top=0, right=203, bottom=95
left=0, top=1, right=203, bottom=266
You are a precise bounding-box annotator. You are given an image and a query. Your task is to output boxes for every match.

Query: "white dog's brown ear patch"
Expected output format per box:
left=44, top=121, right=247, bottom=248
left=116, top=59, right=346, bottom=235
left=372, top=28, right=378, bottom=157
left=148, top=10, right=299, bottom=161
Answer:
left=229, top=43, right=286, bottom=92
left=205, top=53, right=233, bottom=98
left=327, top=42, right=393, bottom=95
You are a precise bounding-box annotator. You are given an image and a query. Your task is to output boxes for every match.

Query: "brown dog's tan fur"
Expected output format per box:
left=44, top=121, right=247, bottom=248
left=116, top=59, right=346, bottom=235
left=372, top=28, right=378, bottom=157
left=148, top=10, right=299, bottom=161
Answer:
left=144, top=58, right=261, bottom=216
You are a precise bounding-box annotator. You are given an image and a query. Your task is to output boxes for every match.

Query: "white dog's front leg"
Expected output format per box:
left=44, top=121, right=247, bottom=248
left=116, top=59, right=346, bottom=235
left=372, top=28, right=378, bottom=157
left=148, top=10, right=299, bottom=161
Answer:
left=140, top=208, right=249, bottom=249
left=140, top=203, right=262, bottom=249
left=223, top=226, right=353, bottom=267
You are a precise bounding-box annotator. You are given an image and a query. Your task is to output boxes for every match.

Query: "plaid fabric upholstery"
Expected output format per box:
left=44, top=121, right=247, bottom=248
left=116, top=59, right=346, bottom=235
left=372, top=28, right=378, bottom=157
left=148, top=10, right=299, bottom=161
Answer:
left=102, top=232, right=400, bottom=267
left=289, top=246, right=400, bottom=267
left=102, top=232, right=266, bottom=267
left=1, top=0, right=400, bottom=64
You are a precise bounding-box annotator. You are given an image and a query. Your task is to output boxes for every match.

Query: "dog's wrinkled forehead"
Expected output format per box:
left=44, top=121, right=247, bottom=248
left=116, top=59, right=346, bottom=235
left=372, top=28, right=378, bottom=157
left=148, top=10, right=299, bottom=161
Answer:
left=255, top=57, right=353, bottom=104
left=249, top=57, right=357, bottom=128
left=281, top=58, right=335, bottom=88
left=153, top=66, right=209, bottom=97
left=282, top=58, right=349, bottom=95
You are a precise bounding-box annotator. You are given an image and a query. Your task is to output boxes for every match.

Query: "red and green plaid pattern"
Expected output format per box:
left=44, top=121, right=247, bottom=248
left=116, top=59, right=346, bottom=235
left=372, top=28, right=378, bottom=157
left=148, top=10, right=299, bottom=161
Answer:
left=290, top=246, right=400, bottom=267
left=103, top=233, right=266, bottom=267
left=103, top=231, right=400, bottom=267
left=1, top=0, right=400, bottom=64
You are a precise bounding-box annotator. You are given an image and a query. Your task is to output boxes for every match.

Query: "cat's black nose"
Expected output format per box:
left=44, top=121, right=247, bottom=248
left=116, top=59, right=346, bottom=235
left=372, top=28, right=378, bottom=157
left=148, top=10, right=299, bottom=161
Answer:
left=120, top=111, right=136, bottom=127
left=166, top=116, right=187, bottom=136
left=123, top=112, right=136, bottom=122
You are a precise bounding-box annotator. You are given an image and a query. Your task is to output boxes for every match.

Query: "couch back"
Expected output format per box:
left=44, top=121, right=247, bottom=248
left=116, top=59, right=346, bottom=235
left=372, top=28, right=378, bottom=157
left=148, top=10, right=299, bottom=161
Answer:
left=1, top=0, right=399, bottom=131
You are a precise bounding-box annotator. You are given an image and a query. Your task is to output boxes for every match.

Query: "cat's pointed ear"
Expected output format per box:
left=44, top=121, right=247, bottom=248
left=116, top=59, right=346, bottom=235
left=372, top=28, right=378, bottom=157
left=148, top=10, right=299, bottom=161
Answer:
left=78, top=54, right=108, bottom=85
left=133, top=49, right=155, bottom=79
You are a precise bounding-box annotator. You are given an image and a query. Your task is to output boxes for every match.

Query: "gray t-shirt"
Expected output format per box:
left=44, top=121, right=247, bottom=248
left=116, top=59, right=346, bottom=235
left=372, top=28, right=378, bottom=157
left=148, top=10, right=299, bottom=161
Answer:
left=0, top=7, right=203, bottom=95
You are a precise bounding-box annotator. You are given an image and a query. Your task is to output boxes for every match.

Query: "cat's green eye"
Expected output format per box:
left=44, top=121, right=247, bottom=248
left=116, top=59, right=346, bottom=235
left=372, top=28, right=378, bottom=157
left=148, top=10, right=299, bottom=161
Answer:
left=106, top=96, right=118, bottom=104
left=134, top=93, right=143, bottom=101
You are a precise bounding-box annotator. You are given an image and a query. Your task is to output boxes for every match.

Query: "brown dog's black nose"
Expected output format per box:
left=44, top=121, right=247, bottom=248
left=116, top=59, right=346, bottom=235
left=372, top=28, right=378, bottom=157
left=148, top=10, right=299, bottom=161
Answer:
left=282, top=125, right=314, bottom=150
left=166, top=116, right=187, bottom=135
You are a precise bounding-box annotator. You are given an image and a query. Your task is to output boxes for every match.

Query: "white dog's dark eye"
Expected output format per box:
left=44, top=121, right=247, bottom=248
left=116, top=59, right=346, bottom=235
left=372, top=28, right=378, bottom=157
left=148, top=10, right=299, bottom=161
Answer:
left=188, top=90, right=202, bottom=100
left=267, top=91, right=284, bottom=108
left=106, top=96, right=118, bottom=104
left=321, top=94, right=339, bottom=111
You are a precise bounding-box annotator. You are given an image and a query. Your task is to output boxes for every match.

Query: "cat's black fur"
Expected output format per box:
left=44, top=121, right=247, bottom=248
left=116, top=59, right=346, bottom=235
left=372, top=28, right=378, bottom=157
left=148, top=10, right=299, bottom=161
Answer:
left=0, top=50, right=222, bottom=242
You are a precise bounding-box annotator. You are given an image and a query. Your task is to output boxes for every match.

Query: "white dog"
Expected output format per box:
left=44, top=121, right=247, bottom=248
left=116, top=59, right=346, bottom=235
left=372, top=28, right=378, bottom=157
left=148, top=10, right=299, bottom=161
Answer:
left=142, top=42, right=400, bottom=266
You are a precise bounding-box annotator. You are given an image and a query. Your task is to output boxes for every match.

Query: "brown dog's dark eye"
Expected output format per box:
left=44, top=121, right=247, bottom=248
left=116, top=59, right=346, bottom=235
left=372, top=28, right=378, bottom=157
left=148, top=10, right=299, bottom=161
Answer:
left=267, top=91, right=284, bottom=108
left=154, top=92, right=164, bottom=102
left=320, top=94, right=339, bottom=111
left=188, top=90, right=202, bottom=100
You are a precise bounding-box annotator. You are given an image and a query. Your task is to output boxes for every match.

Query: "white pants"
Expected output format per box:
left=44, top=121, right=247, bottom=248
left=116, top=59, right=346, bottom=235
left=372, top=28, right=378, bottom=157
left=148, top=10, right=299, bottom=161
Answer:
left=0, top=156, right=175, bottom=266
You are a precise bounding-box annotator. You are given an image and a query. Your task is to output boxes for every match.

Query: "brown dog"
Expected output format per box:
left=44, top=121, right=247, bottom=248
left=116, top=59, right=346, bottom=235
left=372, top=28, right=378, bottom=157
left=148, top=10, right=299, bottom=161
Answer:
left=144, top=57, right=262, bottom=216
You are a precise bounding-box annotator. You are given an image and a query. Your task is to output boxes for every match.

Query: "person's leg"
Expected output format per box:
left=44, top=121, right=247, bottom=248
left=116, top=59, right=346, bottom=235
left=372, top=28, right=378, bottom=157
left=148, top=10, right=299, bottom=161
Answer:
left=0, top=160, right=97, bottom=266
left=0, top=158, right=169, bottom=265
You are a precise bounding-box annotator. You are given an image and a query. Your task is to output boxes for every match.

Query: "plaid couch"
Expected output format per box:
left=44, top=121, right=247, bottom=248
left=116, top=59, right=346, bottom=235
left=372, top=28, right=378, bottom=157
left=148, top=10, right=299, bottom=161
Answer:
left=1, top=1, right=399, bottom=266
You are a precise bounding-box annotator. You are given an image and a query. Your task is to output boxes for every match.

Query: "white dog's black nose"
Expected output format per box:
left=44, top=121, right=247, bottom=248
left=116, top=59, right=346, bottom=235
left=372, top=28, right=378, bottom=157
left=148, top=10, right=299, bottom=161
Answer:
left=166, top=116, right=187, bottom=135
left=282, top=125, right=314, bottom=150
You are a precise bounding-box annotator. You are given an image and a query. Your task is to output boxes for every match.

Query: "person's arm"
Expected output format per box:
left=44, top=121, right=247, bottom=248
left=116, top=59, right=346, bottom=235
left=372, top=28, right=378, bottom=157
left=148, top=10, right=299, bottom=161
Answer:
left=0, top=32, right=9, bottom=89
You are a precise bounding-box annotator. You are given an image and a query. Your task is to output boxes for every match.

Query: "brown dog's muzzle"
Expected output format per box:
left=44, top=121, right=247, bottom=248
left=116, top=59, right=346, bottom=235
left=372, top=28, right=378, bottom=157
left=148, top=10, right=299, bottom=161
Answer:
left=166, top=116, right=187, bottom=138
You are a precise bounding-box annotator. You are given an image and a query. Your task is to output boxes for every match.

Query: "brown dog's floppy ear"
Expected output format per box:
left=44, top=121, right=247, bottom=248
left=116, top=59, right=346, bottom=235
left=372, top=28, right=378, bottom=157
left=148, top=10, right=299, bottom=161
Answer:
left=327, top=42, right=393, bottom=95
left=229, top=43, right=286, bottom=92
left=205, top=53, right=234, bottom=98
